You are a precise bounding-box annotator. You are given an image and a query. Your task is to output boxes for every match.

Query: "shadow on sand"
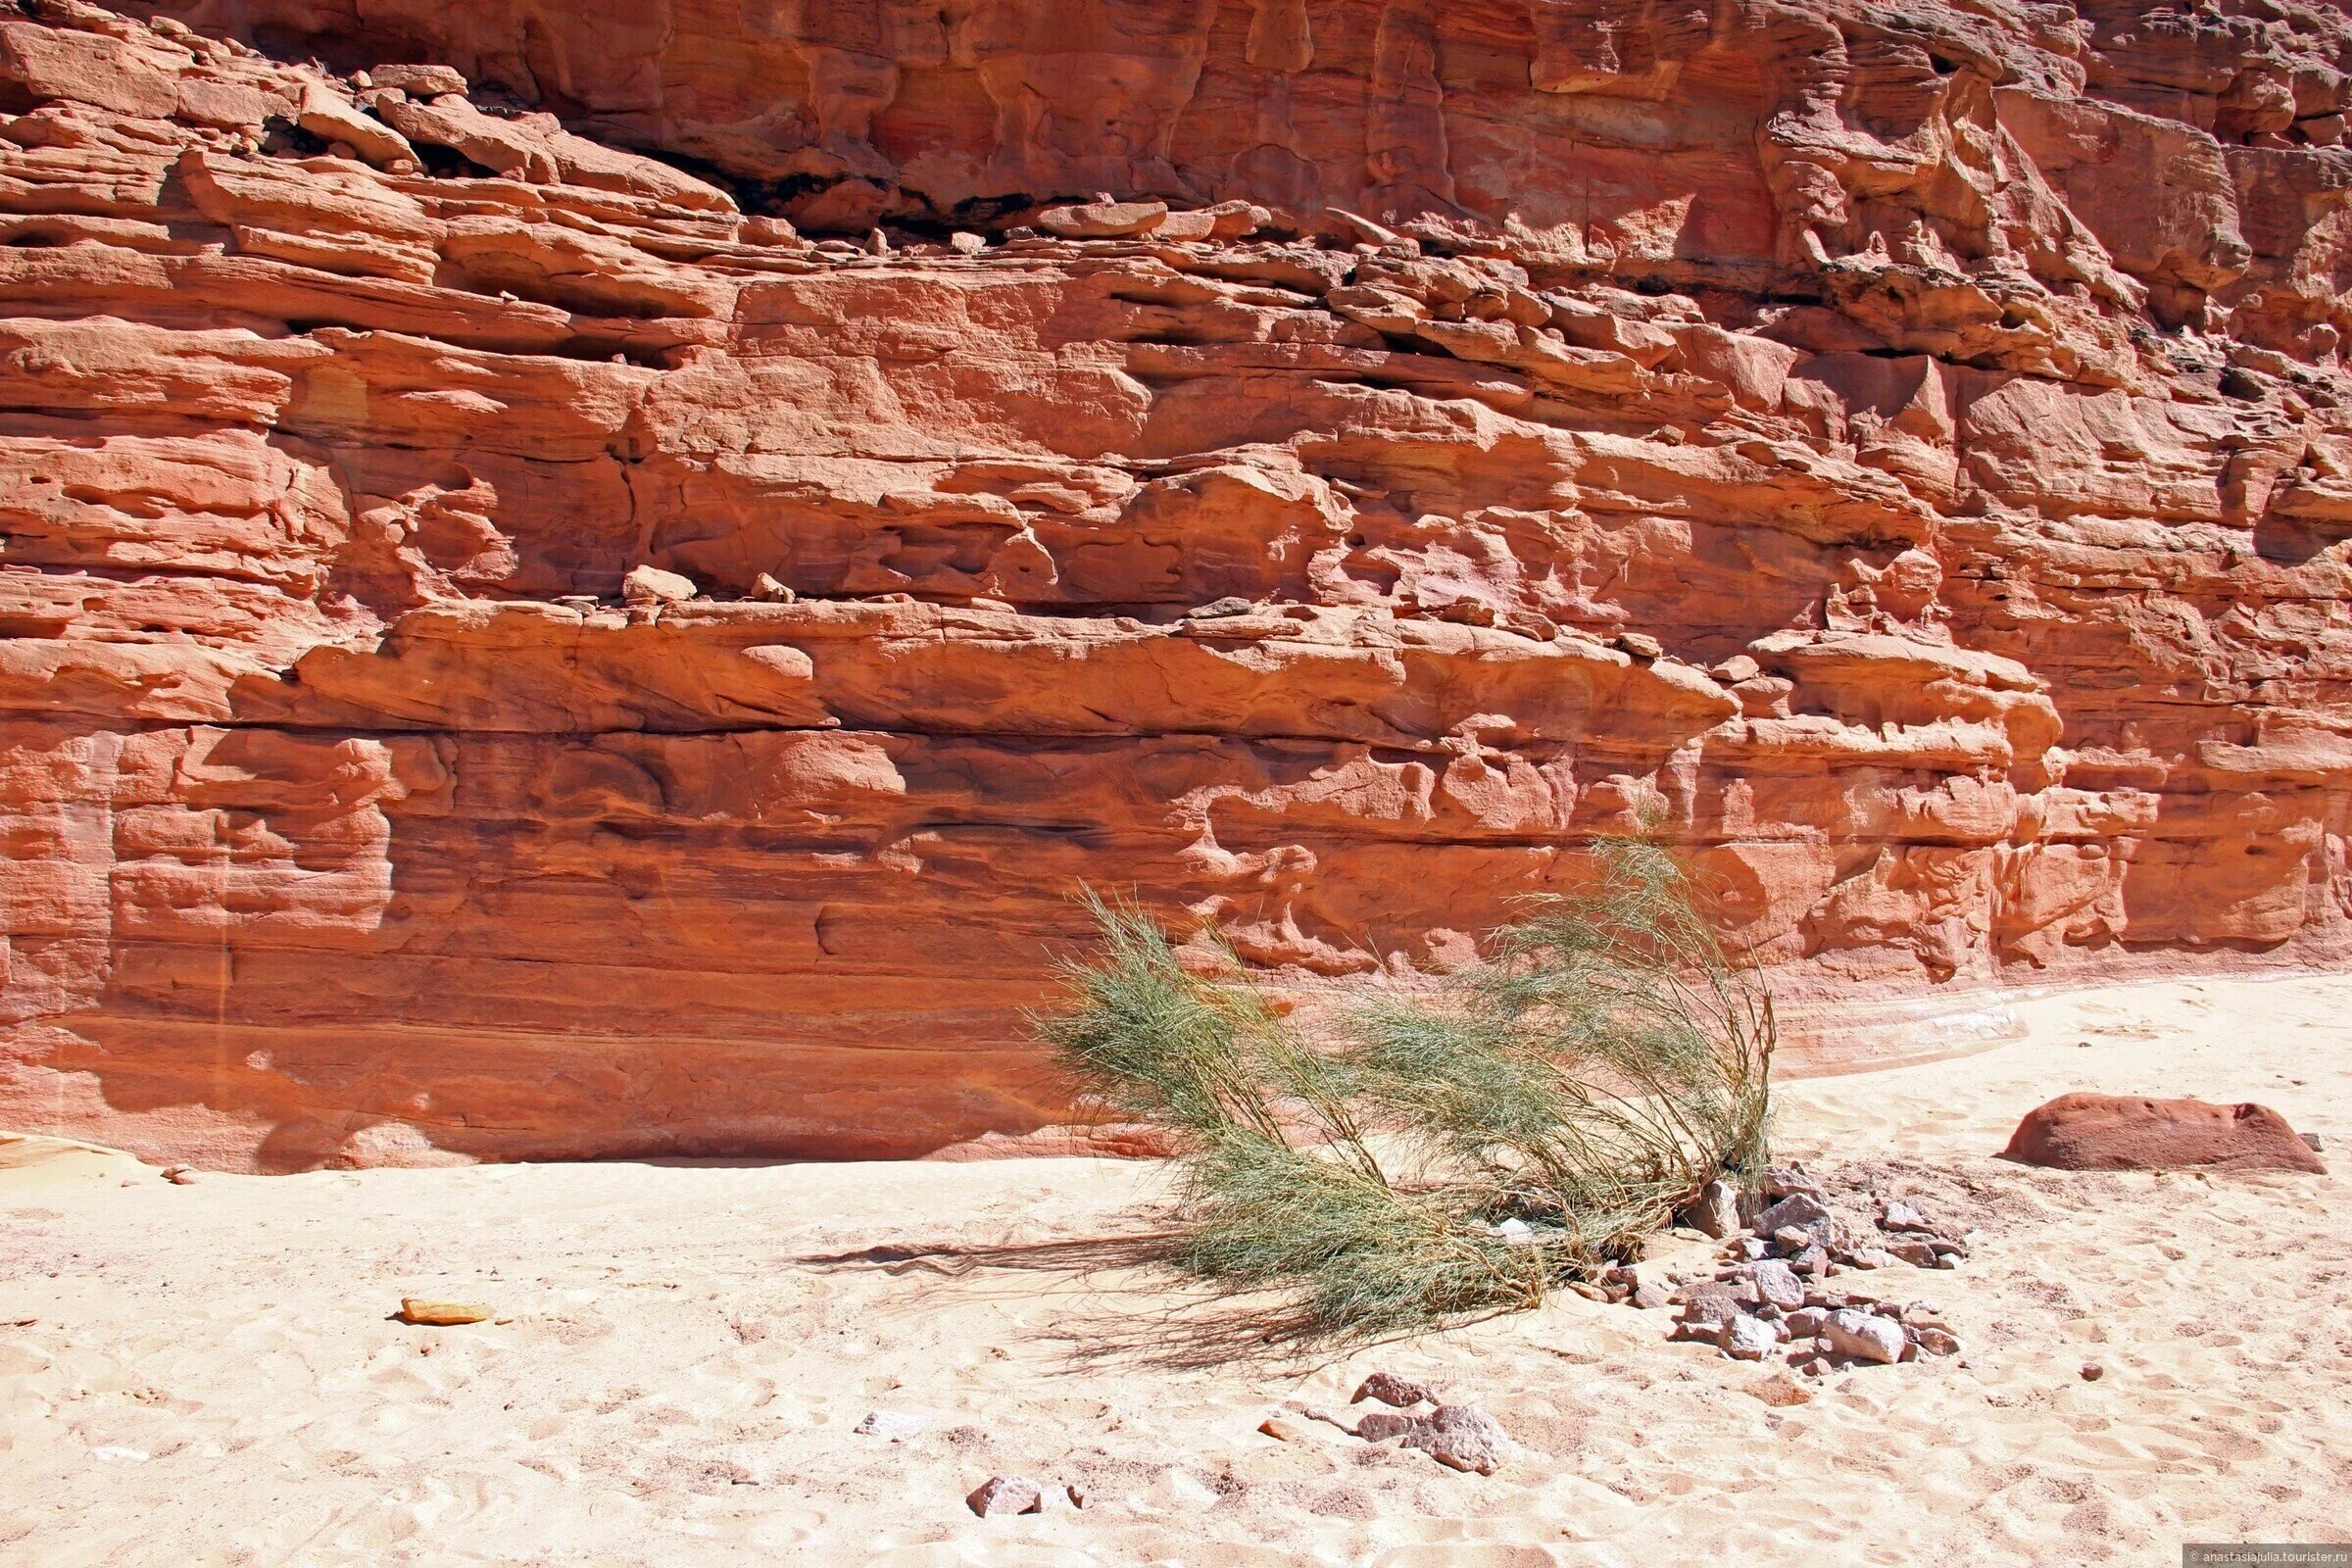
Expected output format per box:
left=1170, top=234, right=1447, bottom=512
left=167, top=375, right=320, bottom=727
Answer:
left=790, top=1234, right=1501, bottom=1373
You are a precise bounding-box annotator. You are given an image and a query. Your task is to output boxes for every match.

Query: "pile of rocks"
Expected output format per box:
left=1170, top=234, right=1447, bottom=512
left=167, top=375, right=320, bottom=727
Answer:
left=1672, top=1282, right=1962, bottom=1371
left=1565, top=1261, right=1671, bottom=1310
left=1277, top=1372, right=1513, bottom=1476
left=1666, top=1165, right=1971, bottom=1372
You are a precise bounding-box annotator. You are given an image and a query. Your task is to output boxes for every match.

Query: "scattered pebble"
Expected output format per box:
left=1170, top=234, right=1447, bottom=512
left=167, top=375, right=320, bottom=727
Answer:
left=2081, top=1362, right=2104, bottom=1382
left=397, top=1298, right=490, bottom=1326
left=1392, top=1403, right=1510, bottom=1475
left=1748, top=1370, right=1814, bottom=1407
left=1330, top=1382, right=1511, bottom=1475
left=1352, top=1371, right=1434, bottom=1408
left=965, top=1475, right=1043, bottom=1517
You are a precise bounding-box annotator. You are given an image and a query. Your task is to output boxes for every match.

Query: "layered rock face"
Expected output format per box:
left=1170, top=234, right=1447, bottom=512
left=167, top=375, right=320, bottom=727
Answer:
left=2, top=0, right=2349, bottom=1168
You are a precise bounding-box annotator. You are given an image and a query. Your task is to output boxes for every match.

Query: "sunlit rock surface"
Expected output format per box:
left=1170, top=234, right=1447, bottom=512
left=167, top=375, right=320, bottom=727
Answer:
left=2, top=0, right=2348, bottom=1167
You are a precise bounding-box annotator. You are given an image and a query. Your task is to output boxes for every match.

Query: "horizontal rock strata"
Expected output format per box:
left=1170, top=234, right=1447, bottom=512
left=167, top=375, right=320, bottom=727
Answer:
left=1, top=0, right=2348, bottom=1166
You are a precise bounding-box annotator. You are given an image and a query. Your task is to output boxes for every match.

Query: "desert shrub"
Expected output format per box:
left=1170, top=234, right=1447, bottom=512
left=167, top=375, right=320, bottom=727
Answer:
left=1039, top=840, right=1773, bottom=1340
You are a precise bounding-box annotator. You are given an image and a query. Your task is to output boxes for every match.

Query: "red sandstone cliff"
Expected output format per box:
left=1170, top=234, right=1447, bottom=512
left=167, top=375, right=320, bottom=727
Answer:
left=1, top=0, right=2347, bottom=1168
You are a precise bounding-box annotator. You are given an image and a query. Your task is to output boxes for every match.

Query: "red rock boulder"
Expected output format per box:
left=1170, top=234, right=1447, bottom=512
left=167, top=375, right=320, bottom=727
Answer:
left=2000, top=1094, right=2326, bottom=1174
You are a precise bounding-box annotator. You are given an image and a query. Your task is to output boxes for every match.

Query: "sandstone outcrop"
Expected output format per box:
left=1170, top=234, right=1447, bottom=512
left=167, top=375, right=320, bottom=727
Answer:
left=1, top=1, right=2348, bottom=1167
left=2001, top=1093, right=2328, bottom=1172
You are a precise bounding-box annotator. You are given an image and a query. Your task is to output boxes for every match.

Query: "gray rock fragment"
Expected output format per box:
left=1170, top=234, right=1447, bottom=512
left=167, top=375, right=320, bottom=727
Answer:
left=1821, top=1308, right=1906, bottom=1364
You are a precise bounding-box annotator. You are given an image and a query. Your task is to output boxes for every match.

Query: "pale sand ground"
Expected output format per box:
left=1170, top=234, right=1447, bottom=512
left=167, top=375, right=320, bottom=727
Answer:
left=3, top=974, right=2348, bottom=1567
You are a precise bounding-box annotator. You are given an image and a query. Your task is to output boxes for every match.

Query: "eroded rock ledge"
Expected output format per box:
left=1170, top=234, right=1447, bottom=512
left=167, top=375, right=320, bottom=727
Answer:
left=2, top=0, right=2348, bottom=1167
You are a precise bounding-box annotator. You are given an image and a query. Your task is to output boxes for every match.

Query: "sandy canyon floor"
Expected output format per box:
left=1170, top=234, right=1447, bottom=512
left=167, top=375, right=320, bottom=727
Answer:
left=2, top=974, right=2348, bottom=1567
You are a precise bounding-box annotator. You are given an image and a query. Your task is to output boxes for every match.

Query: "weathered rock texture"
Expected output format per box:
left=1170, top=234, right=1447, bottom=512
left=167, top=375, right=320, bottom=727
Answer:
left=2002, top=1092, right=2328, bottom=1172
left=2, top=0, right=2349, bottom=1167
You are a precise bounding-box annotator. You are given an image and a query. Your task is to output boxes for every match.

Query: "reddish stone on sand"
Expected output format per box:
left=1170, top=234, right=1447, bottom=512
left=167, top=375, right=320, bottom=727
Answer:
left=2000, top=1094, right=2326, bottom=1174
